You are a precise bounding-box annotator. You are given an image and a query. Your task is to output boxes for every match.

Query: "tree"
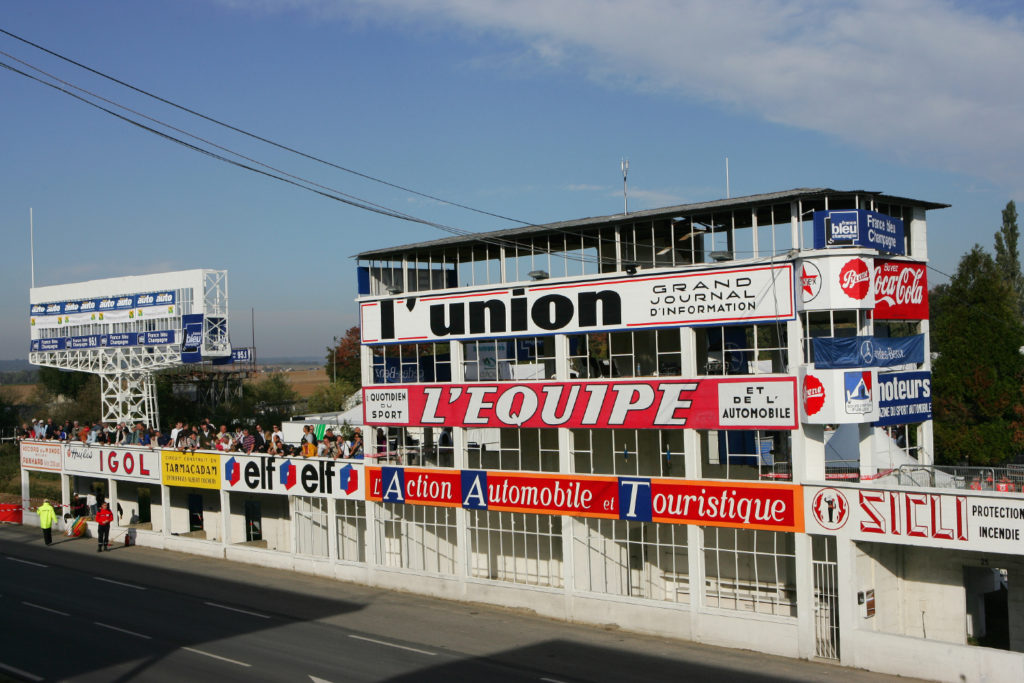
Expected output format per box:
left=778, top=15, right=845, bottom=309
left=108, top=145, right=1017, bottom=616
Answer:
left=325, top=326, right=362, bottom=386
left=37, top=366, right=90, bottom=399
left=994, top=200, right=1023, bottom=319
left=932, top=245, right=1024, bottom=465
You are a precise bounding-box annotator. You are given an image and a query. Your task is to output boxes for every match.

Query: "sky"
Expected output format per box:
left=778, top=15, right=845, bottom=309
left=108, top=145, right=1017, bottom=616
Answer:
left=2, top=0, right=1023, bottom=360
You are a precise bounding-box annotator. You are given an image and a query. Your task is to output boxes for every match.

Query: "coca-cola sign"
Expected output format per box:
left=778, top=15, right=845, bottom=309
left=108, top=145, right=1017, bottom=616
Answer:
left=839, top=258, right=871, bottom=300
left=873, top=260, right=928, bottom=320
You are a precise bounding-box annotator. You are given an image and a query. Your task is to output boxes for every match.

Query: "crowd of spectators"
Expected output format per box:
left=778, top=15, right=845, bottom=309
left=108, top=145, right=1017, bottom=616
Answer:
left=18, top=417, right=364, bottom=459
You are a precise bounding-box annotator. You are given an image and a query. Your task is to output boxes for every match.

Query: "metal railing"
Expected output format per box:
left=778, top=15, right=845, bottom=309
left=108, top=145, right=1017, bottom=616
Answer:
left=893, top=464, right=1024, bottom=493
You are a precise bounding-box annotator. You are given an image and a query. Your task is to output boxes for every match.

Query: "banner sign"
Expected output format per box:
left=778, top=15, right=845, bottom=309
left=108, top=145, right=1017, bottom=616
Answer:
left=360, top=263, right=795, bottom=344
left=797, top=256, right=874, bottom=311
left=180, top=313, right=204, bottom=363
left=30, top=291, right=177, bottom=329
left=367, top=466, right=804, bottom=532
left=368, top=467, right=462, bottom=507
left=30, top=330, right=177, bottom=352
left=812, top=335, right=924, bottom=369
left=64, top=445, right=160, bottom=482
left=222, top=454, right=363, bottom=499
left=20, top=440, right=62, bottom=472
left=363, top=378, right=798, bottom=431
left=812, top=209, right=905, bottom=255
left=161, top=450, right=220, bottom=489
left=649, top=479, right=803, bottom=531
left=799, top=366, right=880, bottom=424
left=231, top=348, right=251, bottom=363
left=875, top=371, right=932, bottom=426
left=873, top=260, right=928, bottom=320
left=806, top=486, right=1024, bottom=553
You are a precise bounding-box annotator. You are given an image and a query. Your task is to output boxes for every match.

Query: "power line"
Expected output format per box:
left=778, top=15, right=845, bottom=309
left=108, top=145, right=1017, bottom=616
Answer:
left=0, top=26, right=535, bottom=227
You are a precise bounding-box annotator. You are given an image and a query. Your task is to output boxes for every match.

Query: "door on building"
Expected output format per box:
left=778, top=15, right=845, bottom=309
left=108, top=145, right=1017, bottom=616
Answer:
left=812, top=535, right=840, bottom=660
left=137, top=488, right=151, bottom=524
left=188, top=494, right=204, bottom=532
left=964, top=566, right=1009, bottom=649
left=245, top=500, right=262, bottom=542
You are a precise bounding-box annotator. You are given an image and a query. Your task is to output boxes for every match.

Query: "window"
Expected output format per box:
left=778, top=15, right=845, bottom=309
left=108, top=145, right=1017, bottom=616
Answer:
left=467, top=428, right=559, bottom=472
left=463, top=337, right=555, bottom=381
left=371, top=343, right=451, bottom=384
left=700, top=430, right=792, bottom=481
left=468, top=511, right=563, bottom=588
left=801, top=310, right=865, bottom=362
left=697, top=324, right=787, bottom=375
left=371, top=426, right=451, bottom=467
left=294, top=496, right=329, bottom=557
left=375, top=503, right=457, bottom=574
left=572, top=428, right=685, bottom=478
left=703, top=527, right=796, bottom=617
left=335, top=499, right=366, bottom=563
left=568, top=330, right=682, bottom=378
left=574, top=519, right=689, bottom=603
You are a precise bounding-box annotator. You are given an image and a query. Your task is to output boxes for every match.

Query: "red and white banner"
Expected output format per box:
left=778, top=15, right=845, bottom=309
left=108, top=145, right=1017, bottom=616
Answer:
left=64, top=444, right=161, bottom=482
left=361, top=263, right=795, bottom=344
left=367, top=467, right=462, bottom=507
left=798, top=255, right=874, bottom=311
left=872, top=260, right=928, bottom=320
left=806, top=486, right=1024, bottom=554
left=20, top=440, right=62, bottom=472
left=364, top=377, right=798, bottom=430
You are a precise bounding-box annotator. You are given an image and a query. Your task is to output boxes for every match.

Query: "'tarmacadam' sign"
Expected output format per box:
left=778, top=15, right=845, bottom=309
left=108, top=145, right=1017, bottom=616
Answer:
left=363, top=378, right=798, bottom=430
left=361, top=264, right=794, bottom=344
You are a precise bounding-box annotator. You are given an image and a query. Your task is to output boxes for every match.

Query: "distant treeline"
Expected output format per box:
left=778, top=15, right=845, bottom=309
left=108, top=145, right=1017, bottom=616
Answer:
left=0, top=369, right=38, bottom=385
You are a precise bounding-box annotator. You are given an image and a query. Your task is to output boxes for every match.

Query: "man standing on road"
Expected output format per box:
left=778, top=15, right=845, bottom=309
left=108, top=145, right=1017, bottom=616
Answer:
left=95, top=502, right=113, bottom=552
left=37, top=499, right=57, bottom=545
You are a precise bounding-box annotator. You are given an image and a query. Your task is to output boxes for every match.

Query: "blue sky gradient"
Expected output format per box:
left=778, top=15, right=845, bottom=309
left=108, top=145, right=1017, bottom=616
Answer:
left=2, top=0, right=1022, bottom=358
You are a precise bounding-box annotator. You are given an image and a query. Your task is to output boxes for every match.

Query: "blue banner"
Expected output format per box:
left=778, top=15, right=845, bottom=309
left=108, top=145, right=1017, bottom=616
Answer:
left=875, top=371, right=932, bottom=426
left=143, top=330, right=174, bottom=345
left=105, top=332, right=138, bottom=347
left=812, top=335, right=924, bottom=369
left=813, top=209, right=905, bottom=255
left=180, top=313, right=204, bottom=363
left=232, top=348, right=251, bottom=363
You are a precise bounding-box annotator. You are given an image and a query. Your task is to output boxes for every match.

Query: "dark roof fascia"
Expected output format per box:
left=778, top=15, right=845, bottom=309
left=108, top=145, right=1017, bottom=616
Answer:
left=354, top=187, right=949, bottom=260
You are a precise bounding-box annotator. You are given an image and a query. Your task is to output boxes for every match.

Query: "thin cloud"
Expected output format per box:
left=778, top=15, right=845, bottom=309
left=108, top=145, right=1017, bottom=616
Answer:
left=235, top=0, right=1024, bottom=191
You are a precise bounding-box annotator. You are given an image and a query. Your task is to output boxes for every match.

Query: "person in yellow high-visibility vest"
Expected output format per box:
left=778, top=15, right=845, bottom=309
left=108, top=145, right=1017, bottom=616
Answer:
left=37, top=499, right=57, bottom=546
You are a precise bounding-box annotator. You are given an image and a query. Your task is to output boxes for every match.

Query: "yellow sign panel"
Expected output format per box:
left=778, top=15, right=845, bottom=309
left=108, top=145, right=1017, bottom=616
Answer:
left=161, top=450, right=220, bottom=489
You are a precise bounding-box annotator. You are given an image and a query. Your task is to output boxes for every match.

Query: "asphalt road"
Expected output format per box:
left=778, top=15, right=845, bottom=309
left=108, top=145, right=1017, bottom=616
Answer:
left=0, top=524, right=917, bottom=682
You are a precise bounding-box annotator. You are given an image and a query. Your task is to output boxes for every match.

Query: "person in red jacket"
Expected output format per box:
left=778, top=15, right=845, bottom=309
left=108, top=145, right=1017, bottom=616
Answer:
left=95, top=502, right=114, bottom=552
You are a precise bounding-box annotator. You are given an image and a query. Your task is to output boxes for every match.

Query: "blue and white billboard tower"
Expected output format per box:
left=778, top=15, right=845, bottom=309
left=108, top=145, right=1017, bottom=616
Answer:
left=28, top=269, right=230, bottom=429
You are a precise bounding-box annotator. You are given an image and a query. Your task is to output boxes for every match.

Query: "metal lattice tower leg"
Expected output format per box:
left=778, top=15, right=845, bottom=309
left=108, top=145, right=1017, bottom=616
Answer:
left=101, top=372, right=160, bottom=431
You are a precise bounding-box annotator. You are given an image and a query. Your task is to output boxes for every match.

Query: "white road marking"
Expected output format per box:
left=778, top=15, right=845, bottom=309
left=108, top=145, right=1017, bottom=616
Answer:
left=182, top=647, right=251, bottom=667
left=0, top=661, right=43, bottom=682
left=204, top=601, right=270, bottom=619
left=541, top=678, right=570, bottom=683
left=309, top=677, right=334, bottom=683
left=7, top=557, right=47, bottom=568
left=94, top=576, right=146, bottom=590
left=94, top=621, right=151, bottom=639
left=22, top=601, right=68, bottom=616
left=347, top=634, right=437, bottom=656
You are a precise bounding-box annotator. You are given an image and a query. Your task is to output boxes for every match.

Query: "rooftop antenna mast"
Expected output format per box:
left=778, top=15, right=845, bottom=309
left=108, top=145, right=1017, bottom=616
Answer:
left=621, top=158, right=629, bottom=215
left=725, top=156, right=730, bottom=199
left=29, top=208, right=35, bottom=288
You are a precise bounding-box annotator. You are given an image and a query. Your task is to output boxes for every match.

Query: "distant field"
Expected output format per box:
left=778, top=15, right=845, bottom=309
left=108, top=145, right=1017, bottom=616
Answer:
left=262, top=367, right=329, bottom=398
left=1, top=384, right=35, bottom=404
